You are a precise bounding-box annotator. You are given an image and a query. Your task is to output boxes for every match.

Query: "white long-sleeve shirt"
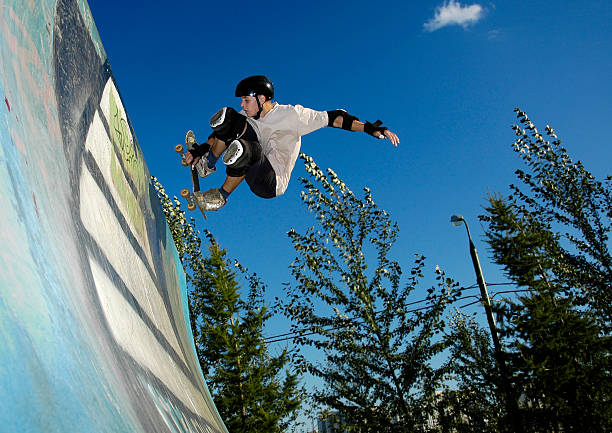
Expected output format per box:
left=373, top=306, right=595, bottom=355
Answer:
left=245, top=103, right=328, bottom=196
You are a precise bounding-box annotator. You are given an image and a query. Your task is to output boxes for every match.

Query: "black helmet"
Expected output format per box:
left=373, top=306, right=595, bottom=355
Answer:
left=235, top=75, right=274, bottom=100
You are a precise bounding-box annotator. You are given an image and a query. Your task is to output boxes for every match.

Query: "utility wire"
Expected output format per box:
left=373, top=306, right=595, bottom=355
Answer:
left=263, top=283, right=521, bottom=343
left=264, top=284, right=478, bottom=341
left=263, top=283, right=528, bottom=344
left=264, top=284, right=487, bottom=343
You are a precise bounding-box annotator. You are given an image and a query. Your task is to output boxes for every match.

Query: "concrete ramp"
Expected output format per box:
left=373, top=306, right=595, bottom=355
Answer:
left=0, top=1, right=227, bottom=432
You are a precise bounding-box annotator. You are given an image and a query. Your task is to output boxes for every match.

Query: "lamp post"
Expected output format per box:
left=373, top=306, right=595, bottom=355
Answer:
left=450, top=214, right=502, bottom=354
left=451, top=214, right=523, bottom=432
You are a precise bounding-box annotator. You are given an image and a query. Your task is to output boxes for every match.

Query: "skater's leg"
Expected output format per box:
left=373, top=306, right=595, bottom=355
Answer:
left=200, top=138, right=274, bottom=211
left=207, top=136, right=226, bottom=168
left=206, top=106, right=258, bottom=172
left=188, top=106, right=250, bottom=173
left=221, top=175, right=245, bottom=195
left=198, top=175, right=244, bottom=211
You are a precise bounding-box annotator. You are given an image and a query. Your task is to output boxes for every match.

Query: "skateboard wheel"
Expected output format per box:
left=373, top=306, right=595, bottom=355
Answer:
left=187, top=202, right=196, bottom=211
left=175, top=144, right=184, bottom=153
left=180, top=188, right=190, bottom=198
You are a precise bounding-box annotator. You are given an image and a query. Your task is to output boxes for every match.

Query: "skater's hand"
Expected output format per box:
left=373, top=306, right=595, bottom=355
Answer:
left=185, top=151, right=200, bottom=166
left=363, top=120, right=399, bottom=146
left=376, top=129, right=400, bottom=147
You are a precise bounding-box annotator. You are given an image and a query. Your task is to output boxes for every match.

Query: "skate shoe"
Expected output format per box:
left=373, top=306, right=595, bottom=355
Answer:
left=195, top=152, right=217, bottom=178
left=196, top=188, right=227, bottom=211
left=222, top=139, right=244, bottom=166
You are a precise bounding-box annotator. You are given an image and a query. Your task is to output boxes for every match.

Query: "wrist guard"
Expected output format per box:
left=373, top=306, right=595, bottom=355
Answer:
left=364, top=120, right=388, bottom=138
left=189, top=142, right=210, bottom=158
left=327, top=109, right=360, bottom=131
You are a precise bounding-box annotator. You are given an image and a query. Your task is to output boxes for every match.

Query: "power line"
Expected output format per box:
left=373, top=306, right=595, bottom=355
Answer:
left=263, top=284, right=528, bottom=344
left=263, top=284, right=479, bottom=342
left=264, top=302, right=436, bottom=345
left=264, top=283, right=487, bottom=343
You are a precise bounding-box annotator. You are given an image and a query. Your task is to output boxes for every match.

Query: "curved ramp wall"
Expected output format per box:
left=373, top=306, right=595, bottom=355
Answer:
left=0, top=1, right=227, bottom=432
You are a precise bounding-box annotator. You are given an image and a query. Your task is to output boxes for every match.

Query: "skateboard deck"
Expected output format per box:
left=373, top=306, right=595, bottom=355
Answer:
left=174, top=130, right=207, bottom=219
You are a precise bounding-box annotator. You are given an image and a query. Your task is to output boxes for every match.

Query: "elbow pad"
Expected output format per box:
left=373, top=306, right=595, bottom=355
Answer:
left=327, top=109, right=360, bottom=130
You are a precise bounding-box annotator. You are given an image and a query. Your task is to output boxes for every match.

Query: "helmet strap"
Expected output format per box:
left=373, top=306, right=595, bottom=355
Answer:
left=246, top=92, right=265, bottom=120
left=254, top=96, right=263, bottom=120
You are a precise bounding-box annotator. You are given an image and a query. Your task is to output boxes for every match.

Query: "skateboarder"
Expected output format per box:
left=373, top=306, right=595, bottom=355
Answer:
left=184, top=75, right=400, bottom=211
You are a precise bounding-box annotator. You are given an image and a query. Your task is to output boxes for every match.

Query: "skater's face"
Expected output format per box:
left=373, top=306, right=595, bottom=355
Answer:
left=240, top=95, right=265, bottom=117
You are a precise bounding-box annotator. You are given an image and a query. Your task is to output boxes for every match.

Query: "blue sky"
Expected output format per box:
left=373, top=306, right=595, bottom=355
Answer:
left=89, top=0, right=611, bottom=411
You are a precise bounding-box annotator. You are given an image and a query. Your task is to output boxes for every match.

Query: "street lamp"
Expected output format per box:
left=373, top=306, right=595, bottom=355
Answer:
left=451, top=214, right=523, bottom=432
left=450, top=214, right=501, bottom=353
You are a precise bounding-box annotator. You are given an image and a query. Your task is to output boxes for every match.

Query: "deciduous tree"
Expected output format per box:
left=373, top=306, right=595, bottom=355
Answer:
left=279, top=155, right=461, bottom=432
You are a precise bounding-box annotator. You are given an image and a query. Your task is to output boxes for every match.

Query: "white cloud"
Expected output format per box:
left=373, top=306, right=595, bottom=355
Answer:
left=424, top=1, right=484, bottom=32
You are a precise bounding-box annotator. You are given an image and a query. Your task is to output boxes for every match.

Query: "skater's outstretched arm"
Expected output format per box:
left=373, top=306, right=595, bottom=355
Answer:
left=327, top=109, right=400, bottom=146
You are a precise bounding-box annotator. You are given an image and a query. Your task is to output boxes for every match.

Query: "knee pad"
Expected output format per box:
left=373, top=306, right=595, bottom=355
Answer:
left=223, top=139, right=253, bottom=171
left=209, top=107, right=247, bottom=142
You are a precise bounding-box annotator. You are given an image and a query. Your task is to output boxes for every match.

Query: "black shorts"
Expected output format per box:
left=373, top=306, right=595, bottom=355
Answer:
left=245, top=154, right=276, bottom=199
left=225, top=123, right=276, bottom=199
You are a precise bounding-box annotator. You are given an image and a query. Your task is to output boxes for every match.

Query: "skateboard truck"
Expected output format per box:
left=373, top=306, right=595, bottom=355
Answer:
left=174, top=143, right=197, bottom=211
left=174, top=132, right=207, bottom=219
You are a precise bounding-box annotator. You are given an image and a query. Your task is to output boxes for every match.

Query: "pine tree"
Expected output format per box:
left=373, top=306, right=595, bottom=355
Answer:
left=483, top=195, right=612, bottom=432
left=153, top=177, right=303, bottom=433
left=278, top=155, right=461, bottom=432
left=477, top=110, right=612, bottom=432
left=192, top=238, right=303, bottom=433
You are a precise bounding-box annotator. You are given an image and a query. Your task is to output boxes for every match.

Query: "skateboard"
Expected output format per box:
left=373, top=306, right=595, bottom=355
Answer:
left=174, top=130, right=207, bottom=219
